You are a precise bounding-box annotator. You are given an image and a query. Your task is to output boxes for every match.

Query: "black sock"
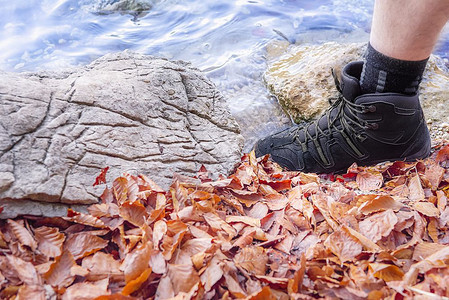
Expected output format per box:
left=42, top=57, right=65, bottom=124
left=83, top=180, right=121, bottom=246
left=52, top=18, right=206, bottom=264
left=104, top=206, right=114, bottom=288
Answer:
left=360, top=43, right=429, bottom=95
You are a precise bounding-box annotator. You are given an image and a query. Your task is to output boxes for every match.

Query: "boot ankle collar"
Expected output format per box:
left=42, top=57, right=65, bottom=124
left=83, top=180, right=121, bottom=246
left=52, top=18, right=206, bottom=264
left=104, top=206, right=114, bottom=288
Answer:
left=339, top=61, right=363, bottom=101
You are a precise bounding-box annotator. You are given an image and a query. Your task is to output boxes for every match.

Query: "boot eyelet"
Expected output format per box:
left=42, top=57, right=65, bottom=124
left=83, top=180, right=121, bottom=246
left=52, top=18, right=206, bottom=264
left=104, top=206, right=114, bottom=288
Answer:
left=368, top=105, right=376, bottom=112
left=368, top=123, right=379, bottom=130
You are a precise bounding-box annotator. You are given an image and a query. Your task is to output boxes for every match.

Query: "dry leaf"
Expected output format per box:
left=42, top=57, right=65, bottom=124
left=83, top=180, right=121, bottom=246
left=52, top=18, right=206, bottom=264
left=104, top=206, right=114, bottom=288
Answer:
left=356, top=170, right=384, bottom=191
left=8, top=219, right=37, bottom=251
left=65, top=232, right=108, bottom=260
left=44, top=251, right=78, bottom=288
left=234, top=246, right=267, bottom=276
left=34, top=226, right=65, bottom=258
left=358, top=209, right=398, bottom=243
left=324, top=230, right=362, bottom=262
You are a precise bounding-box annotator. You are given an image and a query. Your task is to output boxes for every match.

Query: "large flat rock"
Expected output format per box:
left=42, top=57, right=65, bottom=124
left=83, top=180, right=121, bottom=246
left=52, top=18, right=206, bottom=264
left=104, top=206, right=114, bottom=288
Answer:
left=0, top=51, right=243, bottom=216
left=264, top=42, right=449, bottom=134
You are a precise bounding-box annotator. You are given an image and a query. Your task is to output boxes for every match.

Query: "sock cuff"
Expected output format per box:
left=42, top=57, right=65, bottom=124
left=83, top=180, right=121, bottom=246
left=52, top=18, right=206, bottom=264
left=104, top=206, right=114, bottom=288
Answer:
left=364, top=43, right=429, bottom=77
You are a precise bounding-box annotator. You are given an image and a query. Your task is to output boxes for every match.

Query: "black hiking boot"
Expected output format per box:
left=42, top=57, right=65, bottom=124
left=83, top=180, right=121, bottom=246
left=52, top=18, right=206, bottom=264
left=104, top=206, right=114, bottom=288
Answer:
left=254, top=61, right=431, bottom=173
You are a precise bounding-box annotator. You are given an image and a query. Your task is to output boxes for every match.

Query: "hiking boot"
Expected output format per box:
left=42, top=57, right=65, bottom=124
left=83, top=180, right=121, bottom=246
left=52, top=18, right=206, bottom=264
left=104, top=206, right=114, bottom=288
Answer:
left=254, top=61, right=431, bottom=173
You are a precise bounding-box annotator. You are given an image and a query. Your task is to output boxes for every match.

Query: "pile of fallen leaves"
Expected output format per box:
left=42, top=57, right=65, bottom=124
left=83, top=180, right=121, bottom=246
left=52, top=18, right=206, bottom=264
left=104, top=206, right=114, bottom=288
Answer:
left=1, top=143, right=449, bottom=300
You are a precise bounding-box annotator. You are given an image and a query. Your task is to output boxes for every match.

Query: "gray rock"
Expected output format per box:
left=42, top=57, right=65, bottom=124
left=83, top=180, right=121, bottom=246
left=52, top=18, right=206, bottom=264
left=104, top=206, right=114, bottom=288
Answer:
left=0, top=51, right=243, bottom=216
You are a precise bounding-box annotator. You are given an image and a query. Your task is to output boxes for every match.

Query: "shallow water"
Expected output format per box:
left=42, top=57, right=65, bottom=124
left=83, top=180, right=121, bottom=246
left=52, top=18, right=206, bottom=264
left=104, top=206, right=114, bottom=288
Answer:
left=1, top=0, right=448, bottom=151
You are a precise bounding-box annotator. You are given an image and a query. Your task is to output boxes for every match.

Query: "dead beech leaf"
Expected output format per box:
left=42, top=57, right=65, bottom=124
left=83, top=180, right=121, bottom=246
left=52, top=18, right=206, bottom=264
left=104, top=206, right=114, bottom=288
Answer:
left=7, top=219, right=37, bottom=251
left=44, top=251, right=78, bottom=288
left=203, top=212, right=237, bottom=238
left=119, top=201, right=148, bottom=228
left=88, top=203, right=119, bottom=218
left=288, top=253, right=306, bottom=295
left=16, top=285, right=46, bottom=300
left=357, top=195, right=403, bottom=214
left=6, top=255, right=42, bottom=285
left=82, top=252, right=123, bottom=282
left=153, top=220, right=167, bottom=248
left=121, top=268, right=152, bottom=296
left=93, top=166, right=109, bottom=186
left=167, top=264, right=200, bottom=294
left=412, top=242, right=448, bottom=261
left=425, top=162, right=445, bottom=190
left=113, top=177, right=129, bottom=204
left=264, top=193, right=289, bottom=210
left=200, top=256, right=224, bottom=292
left=413, top=201, right=439, bottom=217
left=120, top=242, right=151, bottom=283
left=369, top=263, right=404, bottom=282
left=408, top=174, right=425, bottom=202
left=356, top=170, right=383, bottom=191
left=65, top=232, right=108, bottom=260
left=246, top=286, right=276, bottom=300
left=226, top=215, right=260, bottom=227
left=324, top=230, right=362, bottom=262
left=34, top=226, right=65, bottom=258
left=63, top=281, right=110, bottom=300
left=161, top=220, right=188, bottom=260
left=234, top=246, right=268, bottom=276
left=65, top=209, right=106, bottom=228
left=358, top=209, right=398, bottom=243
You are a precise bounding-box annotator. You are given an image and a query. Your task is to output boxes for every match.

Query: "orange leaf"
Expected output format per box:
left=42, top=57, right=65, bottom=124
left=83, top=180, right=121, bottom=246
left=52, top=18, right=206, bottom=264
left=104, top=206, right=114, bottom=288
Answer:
left=358, top=209, right=398, bottom=243
left=246, top=286, right=276, bottom=300
left=120, top=242, right=151, bottom=283
left=356, top=170, right=384, bottom=191
left=203, top=212, right=237, bottom=238
left=357, top=195, right=403, bottom=214
left=63, top=281, right=110, bottom=300
left=167, top=264, right=201, bottom=294
left=436, top=144, right=449, bottom=163
left=288, top=253, right=306, bottom=295
left=16, top=285, right=46, bottom=300
left=234, top=246, right=268, bottom=276
left=82, top=252, right=124, bottom=282
left=88, top=203, right=119, bottom=218
left=369, top=263, right=404, bottom=282
left=161, top=220, right=188, bottom=260
left=113, top=177, right=129, bottom=204
left=119, top=201, right=148, bottom=228
left=121, top=268, right=152, bottom=296
left=34, top=226, right=65, bottom=258
left=65, top=232, right=108, bottom=260
left=324, top=230, right=362, bottom=262
left=44, top=251, right=78, bottom=288
left=6, top=255, right=42, bottom=285
left=413, top=201, right=439, bottom=217
left=65, top=209, right=106, bottom=228
left=7, top=219, right=37, bottom=251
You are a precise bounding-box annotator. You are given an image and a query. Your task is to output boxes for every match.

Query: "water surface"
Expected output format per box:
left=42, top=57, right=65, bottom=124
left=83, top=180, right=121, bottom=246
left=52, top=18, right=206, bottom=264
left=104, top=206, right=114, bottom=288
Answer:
left=1, top=0, right=448, bottom=150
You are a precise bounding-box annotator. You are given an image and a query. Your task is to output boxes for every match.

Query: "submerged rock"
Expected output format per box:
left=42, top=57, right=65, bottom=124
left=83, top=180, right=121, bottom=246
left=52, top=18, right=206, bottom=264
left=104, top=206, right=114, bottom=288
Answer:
left=264, top=42, right=449, bottom=135
left=0, top=51, right=243, bottom=217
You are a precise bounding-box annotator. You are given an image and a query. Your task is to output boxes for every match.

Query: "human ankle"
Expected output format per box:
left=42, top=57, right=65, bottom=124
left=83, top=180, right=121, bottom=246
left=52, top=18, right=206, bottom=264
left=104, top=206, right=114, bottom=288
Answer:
left=359, top=43, right=429, bottom=95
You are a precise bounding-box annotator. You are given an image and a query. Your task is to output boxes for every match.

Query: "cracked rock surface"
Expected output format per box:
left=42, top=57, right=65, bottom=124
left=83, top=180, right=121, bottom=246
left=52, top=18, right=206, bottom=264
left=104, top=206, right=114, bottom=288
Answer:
left=0, top=51, right=244, bottom=214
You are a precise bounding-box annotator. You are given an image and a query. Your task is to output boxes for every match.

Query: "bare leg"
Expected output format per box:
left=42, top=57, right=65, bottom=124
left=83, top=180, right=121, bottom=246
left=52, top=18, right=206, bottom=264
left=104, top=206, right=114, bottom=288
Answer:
left=370, top=0, right=449, bottom=61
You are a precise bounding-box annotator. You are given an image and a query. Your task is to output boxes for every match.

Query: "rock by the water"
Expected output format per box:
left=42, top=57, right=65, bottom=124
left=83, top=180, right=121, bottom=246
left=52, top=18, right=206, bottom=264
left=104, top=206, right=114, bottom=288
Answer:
left=265, top=42, right=449, bottom=129
left=0, top=51, right=243, bottom=216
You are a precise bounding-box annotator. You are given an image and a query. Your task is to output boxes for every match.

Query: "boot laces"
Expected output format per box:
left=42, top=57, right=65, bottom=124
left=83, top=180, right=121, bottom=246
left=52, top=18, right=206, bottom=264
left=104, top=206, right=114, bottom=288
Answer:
left=291, top=69, right=372, bottom=166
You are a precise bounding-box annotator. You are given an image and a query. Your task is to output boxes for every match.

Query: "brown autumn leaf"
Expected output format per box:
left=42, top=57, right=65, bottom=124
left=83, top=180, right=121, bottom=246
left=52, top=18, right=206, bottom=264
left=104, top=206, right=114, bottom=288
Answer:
left=93, top=166, right=109, bottom=186
left=120, top=242, right=151, bottom=283
left=424, top=162, right=445, bottom=190
left=16, top=285, right=46, bottom=300
left=167, top=264, right=201, bottom=294
left=246, top=286, right=276, bottom=300
left=408, top=174, right=425, bottom=202
left=413, top=201, right=440, bottom=217
left=200, top=255, right=224, bottom=292
left=121, top=268, right=152, bottom=296
left=7, top=219, right=37, bottom=251
left=34, top=226, right=65, bottom=258
left=88, top=203, right=119, bottom=218
left=203, top=212, right=237, bottom=238
left=357, top=195, right=403, bottom=215
left=226, top=215, right=260, bottom=227
left=119, top=201, right=148, bottom=227
left=356, top=170, right=384, bottom=191
left=358, top=209, right=398, bottom=243
left=64, top=232, right=108, bottom=260
left=63, top=279, right=110, bottom=300
left=369, top=263, right=404, bottom=282
left=44, top=251, right=80, bottom=288
left=6, top=255, right=42, bottom=285
left=82, top=252, right=123, bottom=281
left=65, top=209, right=106, bottom=228
left=234, top=246, right=268, bottom=276
left=161, top=219, right=188, bottom=260
left=324, top=230, right=362, bottom=263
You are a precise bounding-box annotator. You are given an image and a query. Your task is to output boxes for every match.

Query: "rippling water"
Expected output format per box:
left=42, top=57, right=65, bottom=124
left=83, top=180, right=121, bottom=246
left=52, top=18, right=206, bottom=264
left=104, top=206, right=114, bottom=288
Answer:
left=1, top=0, right=448, bottom=150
